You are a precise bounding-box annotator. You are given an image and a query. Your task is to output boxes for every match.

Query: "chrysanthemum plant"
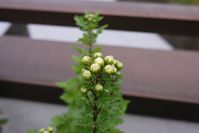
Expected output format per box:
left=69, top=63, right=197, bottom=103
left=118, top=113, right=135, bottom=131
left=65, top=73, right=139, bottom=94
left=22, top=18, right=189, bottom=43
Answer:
left=40, top=12, right=129, bottom=133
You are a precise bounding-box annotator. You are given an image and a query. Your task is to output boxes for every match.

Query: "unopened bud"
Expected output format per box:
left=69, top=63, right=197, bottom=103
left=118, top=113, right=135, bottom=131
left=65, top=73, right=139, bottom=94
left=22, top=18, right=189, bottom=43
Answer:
left=85, top=14, right=94, bottom=20
left=105, top=89, right=109, bottom=93
left=82, top=56, right=91, bottom=65
left=116, top=71, right=121, bottom=76
left=81, top=87, right=88, bottom=94
left=88, top=17, right=92, bottom=21
left=113, top=59, right=117, bottom=65
left=115, top=60, right=123, bottom=70
left=47, top=126, right=54, bottom=132
left=93, top=52, right=103, bottom=58
left=82, top=70, right=91, bottom=80
left=113, top=65, right=117, bottom=74
left=104, top=55, right=114, bottom=64
left=40, top=128, right=45, bottom=133
left=90, top=63, right=101, bottom=73
left=104, top=65, right=114, bottom=75
left=82, top=68, right=86, bottom=73
left=94, top=57, right=104, bottom=66
left=95, top=84, right=103, bottom=92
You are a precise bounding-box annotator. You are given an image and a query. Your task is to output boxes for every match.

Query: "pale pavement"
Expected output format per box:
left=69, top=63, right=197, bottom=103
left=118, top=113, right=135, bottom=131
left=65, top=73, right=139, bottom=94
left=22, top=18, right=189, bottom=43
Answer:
left=0, top=98, right=199, bottom=133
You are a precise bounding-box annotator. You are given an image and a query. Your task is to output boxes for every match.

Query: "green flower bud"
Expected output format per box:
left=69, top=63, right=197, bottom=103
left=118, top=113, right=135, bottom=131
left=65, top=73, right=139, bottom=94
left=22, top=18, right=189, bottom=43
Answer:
left=47, top=126, right=53, bottom=132
left=95, top=83, right=103, bottom=92
left=82, top=70, right=91, bottom=80
left=40, top=128, right=45, bottom=133
left=82, top=56, right=91, bottom=65
left=116, top=71, right=121, bottom=76
left=85, top=14, right=94, bottom=20
left=105, top=89, right=109, bottom=93
left=113, top=65, right=117, bottom=74
left=82, top=68, right=86, bottom=73
left=113, top=59, right=117, bottom=65
left=81, top=87, right=88, bottom=94
left=88, top=17, right=93, bottom=21
left=94, top=57, right=104, bottom=66
left=104, top=65, right=114, bottom=75
left=90, top=63, right=101, bottom=73
left=104, top=55, right=114, bottom=64
left=93, top=52, right=103, bottom=58
left=92, top=19, right=97, bottom=23
left=43, top=131, right=49, bottom=133
left=116, top=60, right=123, bottom=70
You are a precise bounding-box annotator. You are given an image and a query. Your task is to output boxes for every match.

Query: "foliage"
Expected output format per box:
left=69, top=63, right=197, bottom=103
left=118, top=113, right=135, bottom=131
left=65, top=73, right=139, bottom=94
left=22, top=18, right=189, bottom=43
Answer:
left=0, top=111, right=7, bottom=133
left=167, top=0, right=199, bottom=4
left=26, top=126, right=54, bottom=133
left=51, top=12, right=129, bottom=133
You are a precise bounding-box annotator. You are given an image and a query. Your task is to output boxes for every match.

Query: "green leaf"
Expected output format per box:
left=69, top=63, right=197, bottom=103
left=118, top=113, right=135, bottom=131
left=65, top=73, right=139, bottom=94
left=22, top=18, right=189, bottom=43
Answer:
left=73, top=45, right=87, bottom=55
left=96, top=24, right=108, bottom=35
left=74, top=15, right=86, bottom=29
left=72, top=55, right=81, bottom=63
left=78, top=33, right=90, bottom=45
left=56, top=81, right=68, bottom=89
left=92, top=46, right=102, bottom=53
left=0, top=119, right=7, bottom=126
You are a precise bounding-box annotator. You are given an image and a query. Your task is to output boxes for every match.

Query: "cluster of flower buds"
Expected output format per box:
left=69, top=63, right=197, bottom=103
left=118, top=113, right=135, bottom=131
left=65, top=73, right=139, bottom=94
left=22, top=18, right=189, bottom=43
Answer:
left=84, top=13, right=97, bottom=23
left=80, top=52, right=123, bottom=95
left=40, top=126, right=54, bottom=133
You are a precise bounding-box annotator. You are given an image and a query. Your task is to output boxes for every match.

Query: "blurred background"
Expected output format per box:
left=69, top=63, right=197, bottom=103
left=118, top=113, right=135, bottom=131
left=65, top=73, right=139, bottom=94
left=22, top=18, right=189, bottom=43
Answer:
left=0, top=0, right=199, bottom=133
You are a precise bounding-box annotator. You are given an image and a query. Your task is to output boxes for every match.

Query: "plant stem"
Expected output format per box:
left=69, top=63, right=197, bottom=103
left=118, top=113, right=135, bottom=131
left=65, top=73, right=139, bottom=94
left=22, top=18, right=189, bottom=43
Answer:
left=88, top=31, right=93, bottom=56
left=92, top=96, right=98, bottom=133
left=87, top=30, right=100, bottom=133
left=89, top=45, right=92, bottom=56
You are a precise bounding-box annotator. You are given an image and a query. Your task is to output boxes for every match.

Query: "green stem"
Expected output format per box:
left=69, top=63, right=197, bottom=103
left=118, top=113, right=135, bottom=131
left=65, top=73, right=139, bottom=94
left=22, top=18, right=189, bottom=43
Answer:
left=92, top=96, right=99, bottom=133
left=89, top=45, right=92, bottom=56
left=88, top=31, right=93, bottom=56
left=86, top=30, right=101, bottom=133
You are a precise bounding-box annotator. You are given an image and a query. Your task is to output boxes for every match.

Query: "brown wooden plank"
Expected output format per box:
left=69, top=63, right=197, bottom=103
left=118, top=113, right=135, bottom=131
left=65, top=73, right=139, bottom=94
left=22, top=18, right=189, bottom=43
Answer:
left=0, top=0, right=199, bottom=36
left=0, top=36, right=199, bottom=104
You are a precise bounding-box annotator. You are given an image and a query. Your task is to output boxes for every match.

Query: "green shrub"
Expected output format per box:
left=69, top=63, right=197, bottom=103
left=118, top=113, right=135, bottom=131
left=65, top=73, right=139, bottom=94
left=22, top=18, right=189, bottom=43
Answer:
left=51, top=12, right=129, bottom=133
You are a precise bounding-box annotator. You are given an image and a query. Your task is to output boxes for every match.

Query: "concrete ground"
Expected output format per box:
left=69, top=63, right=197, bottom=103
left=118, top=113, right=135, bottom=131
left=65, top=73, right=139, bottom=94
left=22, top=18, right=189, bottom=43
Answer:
left=0, top=98, right=199, bottom=133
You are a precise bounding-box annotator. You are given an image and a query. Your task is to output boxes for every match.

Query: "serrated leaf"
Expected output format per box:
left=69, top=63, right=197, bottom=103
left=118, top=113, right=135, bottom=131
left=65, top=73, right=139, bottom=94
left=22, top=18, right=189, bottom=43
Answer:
left=78, top=33, right=90, bottom=45
left=73, top=45, right=87, bottom=55
left=56, top=81, right=68, bottom=89
left=96, top=24, right=108, bottom=35
left=72, top=55, right=81, bottom=63
left=92, top=46, right=102, bottom=53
